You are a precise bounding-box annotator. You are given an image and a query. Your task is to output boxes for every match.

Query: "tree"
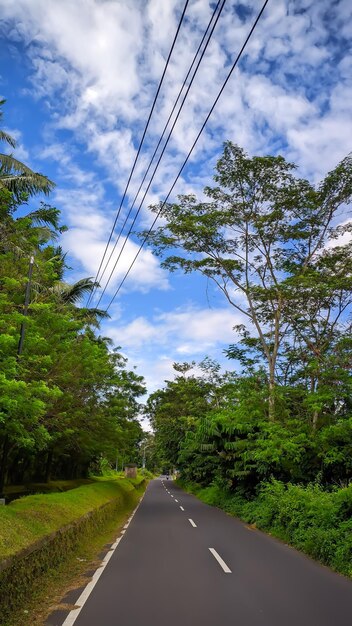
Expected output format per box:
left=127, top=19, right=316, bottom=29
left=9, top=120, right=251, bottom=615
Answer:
left=145, top=362, right=212, bottom=468
left=0, top=100, right=54, bottom=198
left=143, top=142, right=352, bottom=420
left=145, top=360, right=236, bottom=471
left=0, top=187, right=146, bottom=488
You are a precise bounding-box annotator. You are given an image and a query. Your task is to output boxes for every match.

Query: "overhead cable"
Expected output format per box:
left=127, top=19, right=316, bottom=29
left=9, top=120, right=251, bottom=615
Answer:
left=104, top=0, right=269, bottom=314
left=96, top=0, right=227, bottom=308
left=86, top=0, right=190, bottom=306
left=95, top=0, right=224, bottom=293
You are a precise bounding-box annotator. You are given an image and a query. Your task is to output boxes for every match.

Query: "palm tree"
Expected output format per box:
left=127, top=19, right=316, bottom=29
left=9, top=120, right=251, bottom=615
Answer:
left=0, top=100, right=55, bottom=198
left=0, top=202, right=63, bottom=256
left=46, top=276, right=110, bottom=327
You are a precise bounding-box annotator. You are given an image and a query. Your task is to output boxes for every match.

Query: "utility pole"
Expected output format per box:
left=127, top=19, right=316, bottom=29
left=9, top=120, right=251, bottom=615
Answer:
left=17, top=255, right=35, bottom=357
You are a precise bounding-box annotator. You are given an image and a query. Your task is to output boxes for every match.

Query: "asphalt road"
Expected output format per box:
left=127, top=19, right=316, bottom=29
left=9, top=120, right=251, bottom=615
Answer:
left=61, top=478, right=352, bottom=626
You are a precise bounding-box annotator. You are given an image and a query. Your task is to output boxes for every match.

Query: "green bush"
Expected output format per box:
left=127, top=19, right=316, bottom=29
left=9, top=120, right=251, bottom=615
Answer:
left=138, top=468, right=154, bottom=479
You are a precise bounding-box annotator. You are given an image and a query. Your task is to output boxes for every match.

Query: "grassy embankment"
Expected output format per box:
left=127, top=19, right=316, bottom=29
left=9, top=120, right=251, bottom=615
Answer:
left=0, top=475, right=147, bottom=625
left=178, top=479, right=352, bottom=578
left=2, top=479, right=94, bottom=503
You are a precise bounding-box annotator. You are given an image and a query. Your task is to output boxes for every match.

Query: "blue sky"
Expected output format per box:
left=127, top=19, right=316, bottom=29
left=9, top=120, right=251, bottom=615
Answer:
left=0, top=0, right=351, bottom=395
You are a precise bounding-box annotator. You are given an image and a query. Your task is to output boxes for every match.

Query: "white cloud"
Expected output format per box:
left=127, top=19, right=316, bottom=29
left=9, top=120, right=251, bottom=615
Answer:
left=2, top=0, right=351, bottom=190
left=105, top=304, right=243, bottom=393
left=61, top=225, right=169, bottom=295
left=107, top=305, right=243, bottom=351
left=2, top=0, right=352, bottom=394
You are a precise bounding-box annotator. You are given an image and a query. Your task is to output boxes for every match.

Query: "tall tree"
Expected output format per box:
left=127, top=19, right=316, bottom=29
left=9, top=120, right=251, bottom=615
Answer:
left=0, top=187, right=146, bottom=488
left=142, top=143, right=352, bottom=420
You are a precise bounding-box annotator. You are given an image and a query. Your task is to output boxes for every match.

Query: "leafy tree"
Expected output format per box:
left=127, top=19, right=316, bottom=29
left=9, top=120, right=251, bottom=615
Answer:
left=0, top=186, right=146, bottom=489
left=145, top=362, right=214, bottom=468
left=0, top=100, right=54, bottom=198
left=143, top=143, right=352, bottom=420
left=145, top=360, right=237, bottom=471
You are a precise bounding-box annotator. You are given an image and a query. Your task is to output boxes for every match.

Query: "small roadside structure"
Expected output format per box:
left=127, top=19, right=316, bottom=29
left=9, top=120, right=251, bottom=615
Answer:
left=124, top=463, right=137, bottom=479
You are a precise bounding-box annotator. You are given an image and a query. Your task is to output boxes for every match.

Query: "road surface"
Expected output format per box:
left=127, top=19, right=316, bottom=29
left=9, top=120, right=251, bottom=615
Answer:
left=58, top=478, right=352, bottom=626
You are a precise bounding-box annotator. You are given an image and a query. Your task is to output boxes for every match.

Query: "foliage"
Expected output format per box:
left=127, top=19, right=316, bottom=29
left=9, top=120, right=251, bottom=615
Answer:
left=0, top=100, right=54, bottom=198
left=143, top=142, right=352, bottom=419
left=144, top=359, right=236, bottom=470
left=146, top=142, right=352, bottom=577
left=145, top=142, right=352, bottom=487
left=0, top=171, right=145, bottom=492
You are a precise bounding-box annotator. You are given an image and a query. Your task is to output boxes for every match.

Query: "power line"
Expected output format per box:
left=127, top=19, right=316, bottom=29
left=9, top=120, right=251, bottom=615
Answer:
left=95, top=0, right=227, bottom=308
left=86, top=0, right=190, bottom=306
left=95, top=0, right=224, bottom=293
left=104, top=0, right=269, bottom=314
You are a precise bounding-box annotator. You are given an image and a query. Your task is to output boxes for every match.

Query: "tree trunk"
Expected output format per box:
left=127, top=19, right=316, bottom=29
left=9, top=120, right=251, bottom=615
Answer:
left=45, top=449, right=53, bottom=483
left=268, top=361, right=276, bottom=421
left=310, top=375, right=319, bottom=430
left=0, top=435, right=10, bottom=496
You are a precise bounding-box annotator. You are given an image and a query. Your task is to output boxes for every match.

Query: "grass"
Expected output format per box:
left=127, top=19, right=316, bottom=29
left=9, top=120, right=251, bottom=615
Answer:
left=0, top=475, right=147, bottom=625
left=3, top=478, right=94, bottom=501
left=4, top=480, right=144, bottom=625
left=0, top=476, right=144, bottom=560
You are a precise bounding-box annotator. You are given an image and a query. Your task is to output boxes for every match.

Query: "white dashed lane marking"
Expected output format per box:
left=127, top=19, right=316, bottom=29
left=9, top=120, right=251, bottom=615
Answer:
left=188, top=519, right=197, bottom=528
left=209, top=548, right=232, bottom=573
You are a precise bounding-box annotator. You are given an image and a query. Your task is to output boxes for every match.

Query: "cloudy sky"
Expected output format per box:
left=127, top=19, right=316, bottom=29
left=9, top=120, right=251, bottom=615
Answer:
left=0, top=0, right=351, bottom=394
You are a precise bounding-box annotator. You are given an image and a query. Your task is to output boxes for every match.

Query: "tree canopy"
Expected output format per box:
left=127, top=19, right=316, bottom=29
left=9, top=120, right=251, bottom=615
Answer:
left=143, top=142, right=352, bottom=422
left=144, top=143, right=352, bottom=495
left=0, top=189, right=145, bottom=491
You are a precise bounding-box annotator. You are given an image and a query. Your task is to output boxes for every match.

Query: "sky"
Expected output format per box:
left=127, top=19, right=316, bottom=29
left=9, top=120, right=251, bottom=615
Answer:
left=0, top=0, right=351, bottom=398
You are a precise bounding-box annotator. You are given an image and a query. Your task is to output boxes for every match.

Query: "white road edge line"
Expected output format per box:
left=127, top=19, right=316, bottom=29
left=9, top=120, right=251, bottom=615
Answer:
left=188, top=518, right=197, bottom=528
left=61, top=493, right=146, bottom=626
left=180, top=506, right=184, bottom=511
left=209, top=548, right=232, bottom=573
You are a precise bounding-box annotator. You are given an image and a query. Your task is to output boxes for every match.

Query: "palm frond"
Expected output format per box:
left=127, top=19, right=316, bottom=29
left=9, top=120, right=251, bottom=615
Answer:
left=25, top=205, right=61, bottom=229
left=0, top=153, right=55, bottom=197
left=35, top=225, right=59, bottom=244
left=72, top=307, right=110, bottom=330
left=0, top=100, right=17, bottom=148
left=98, top=335, right=114, bottom=346
left=55, top=278, right=97, bottom=305
left=0, top=130, right=16, bottom=149
left=84, top=307, right=110, bottom=320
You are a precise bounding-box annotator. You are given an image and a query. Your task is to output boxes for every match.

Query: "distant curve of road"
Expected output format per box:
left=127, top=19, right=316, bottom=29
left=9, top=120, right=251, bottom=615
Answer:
left=57, top=478, right=352, bottom=626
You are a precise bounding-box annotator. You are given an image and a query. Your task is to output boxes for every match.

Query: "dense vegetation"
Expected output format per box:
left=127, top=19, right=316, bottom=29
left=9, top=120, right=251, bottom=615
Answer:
left=0, top=102, right=146, bottom=493
left=144, top=143, right=352, bottom=573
